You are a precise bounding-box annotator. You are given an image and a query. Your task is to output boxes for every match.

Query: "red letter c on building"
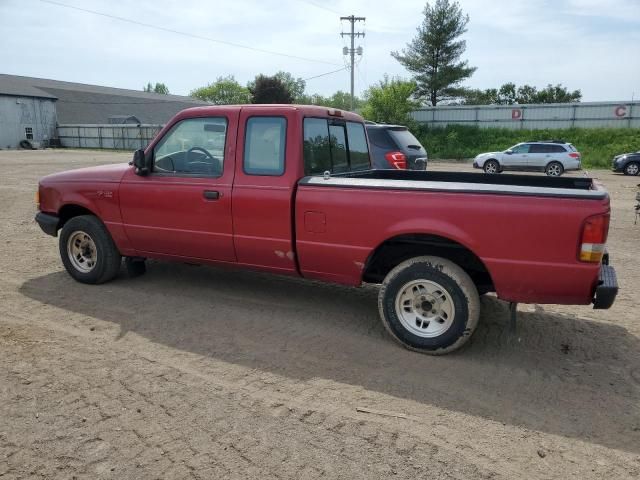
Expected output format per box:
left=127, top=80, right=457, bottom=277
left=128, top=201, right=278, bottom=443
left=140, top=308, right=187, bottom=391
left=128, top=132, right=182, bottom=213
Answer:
left=614, top=105, right=627, bottom=117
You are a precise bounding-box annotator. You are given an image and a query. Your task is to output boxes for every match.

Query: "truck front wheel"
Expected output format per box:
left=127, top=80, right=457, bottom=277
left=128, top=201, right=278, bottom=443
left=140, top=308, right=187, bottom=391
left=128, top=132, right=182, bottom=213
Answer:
left=59, top=215, right=122, bottom=284
left=378, top=256, right=480, bottom=355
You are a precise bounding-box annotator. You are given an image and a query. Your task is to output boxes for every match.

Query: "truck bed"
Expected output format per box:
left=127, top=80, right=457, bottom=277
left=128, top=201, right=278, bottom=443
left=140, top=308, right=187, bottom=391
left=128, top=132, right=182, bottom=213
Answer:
left=300, top=170, right=606, bottom=200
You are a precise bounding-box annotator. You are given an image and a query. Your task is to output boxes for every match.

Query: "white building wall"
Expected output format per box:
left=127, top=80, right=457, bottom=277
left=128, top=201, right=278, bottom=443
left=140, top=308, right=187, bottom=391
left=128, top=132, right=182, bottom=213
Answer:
left=0, top=96, right=57, bottom=148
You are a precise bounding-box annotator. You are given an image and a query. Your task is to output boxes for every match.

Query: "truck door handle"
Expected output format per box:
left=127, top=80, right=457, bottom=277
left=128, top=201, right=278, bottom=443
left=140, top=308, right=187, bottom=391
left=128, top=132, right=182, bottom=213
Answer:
left=203, top=190, right=220, bottom=200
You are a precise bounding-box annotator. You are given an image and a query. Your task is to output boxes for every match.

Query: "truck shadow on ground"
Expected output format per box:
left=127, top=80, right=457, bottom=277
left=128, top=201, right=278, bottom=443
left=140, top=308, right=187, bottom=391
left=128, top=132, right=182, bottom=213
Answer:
left=20, top=262, right=640, bottom=454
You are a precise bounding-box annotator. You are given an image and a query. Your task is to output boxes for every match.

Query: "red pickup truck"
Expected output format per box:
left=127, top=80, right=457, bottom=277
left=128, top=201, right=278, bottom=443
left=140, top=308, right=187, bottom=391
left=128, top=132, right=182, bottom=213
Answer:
left=35, top=105, right=618, bottom=354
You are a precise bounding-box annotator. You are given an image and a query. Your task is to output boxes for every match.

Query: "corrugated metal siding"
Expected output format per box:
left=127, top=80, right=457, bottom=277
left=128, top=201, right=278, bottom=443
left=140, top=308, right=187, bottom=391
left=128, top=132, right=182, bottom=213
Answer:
left=0, top=96, right=57, bottom=148
left=411, top=101, right=640, bottom=129
left=57, top=124, right=163, bottom=149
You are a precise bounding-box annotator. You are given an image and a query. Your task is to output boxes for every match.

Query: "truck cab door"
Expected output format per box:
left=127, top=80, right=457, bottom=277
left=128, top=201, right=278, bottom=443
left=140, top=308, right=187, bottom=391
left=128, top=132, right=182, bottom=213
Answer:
left=231, top=108, right=299, bottom=273
left=119, top=113, right=238, bottom=262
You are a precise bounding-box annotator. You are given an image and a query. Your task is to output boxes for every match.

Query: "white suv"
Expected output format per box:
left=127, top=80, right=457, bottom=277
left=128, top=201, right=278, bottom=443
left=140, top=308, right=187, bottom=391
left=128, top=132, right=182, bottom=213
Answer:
left=473, top=140, right=581, bottom=176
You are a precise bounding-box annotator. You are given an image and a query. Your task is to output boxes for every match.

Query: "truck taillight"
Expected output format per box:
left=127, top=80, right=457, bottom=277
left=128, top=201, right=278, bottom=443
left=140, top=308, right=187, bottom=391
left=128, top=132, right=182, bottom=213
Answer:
left=579, top=213, right=609, bottom=262
left=569, top=152, right=580, bottom=158
left=385, top=151, right=407, bottom=169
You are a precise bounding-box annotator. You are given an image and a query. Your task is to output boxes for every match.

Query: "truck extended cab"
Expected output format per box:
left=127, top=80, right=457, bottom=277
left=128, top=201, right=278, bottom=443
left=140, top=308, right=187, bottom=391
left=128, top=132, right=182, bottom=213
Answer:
left=35, top=105, right=618, bottom=354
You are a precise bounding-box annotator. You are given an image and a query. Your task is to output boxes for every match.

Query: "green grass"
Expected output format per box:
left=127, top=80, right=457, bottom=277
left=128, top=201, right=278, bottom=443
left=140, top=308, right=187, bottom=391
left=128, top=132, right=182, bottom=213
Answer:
left=415, top=125, right=640, bottom=168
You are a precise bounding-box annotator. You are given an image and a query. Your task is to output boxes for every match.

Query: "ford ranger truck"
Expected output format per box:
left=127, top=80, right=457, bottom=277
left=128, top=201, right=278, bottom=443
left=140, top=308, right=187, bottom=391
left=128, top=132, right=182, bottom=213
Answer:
left=35, top=105, right=618, bottom=355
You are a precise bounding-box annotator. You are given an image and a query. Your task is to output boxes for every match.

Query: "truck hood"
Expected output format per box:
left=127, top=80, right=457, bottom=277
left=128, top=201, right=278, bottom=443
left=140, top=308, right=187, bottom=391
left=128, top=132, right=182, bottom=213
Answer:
left=41, top=163, right=131, bottom=184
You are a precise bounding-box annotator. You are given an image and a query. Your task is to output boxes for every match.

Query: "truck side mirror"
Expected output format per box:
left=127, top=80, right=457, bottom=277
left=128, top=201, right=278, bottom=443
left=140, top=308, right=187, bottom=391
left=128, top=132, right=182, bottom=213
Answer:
left=132, top=149, right=149, bottom=175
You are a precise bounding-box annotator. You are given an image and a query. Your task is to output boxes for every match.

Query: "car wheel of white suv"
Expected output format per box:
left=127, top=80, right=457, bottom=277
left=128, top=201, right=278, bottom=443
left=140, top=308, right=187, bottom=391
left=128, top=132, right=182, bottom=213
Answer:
left=483, top=160, right=500, bottom=174
left=545, top=161, right=564, bottom=177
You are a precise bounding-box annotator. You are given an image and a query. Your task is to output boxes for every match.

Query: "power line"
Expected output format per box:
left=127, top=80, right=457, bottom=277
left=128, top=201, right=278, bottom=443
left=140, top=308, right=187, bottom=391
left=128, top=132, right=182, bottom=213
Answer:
left=299, top=0, right=341, bottom=15
left=303, top=67, right=348, bottom=81
left=38, top=0, right=342, bottom=66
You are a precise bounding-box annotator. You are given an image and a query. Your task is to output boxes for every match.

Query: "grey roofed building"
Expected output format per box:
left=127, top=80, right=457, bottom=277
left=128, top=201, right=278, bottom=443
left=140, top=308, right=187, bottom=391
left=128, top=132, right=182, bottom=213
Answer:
left=0, top=74, right=209, bottom=124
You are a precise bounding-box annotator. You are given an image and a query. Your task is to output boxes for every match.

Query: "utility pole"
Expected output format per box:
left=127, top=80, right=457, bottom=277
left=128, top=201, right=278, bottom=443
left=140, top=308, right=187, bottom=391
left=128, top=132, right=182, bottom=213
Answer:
left=340, top=15, right=365, bottom=111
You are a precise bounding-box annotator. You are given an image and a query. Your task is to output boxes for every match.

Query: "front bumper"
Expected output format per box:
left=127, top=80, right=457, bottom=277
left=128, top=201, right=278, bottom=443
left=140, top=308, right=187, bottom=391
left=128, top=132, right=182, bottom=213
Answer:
left=472, top=160, right=480, bottom=168
left=611, top=158, right=625, bottom=172
left=35, top=212, right=59, bottom=237
left=592, top=263, right=618, bottom=309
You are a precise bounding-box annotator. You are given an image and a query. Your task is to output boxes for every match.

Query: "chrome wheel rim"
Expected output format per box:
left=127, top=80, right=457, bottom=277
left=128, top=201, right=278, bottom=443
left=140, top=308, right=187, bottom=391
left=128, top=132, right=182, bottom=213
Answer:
left=547, top=164, right=562, bottom=176
left=395, top=280, right=455, bottom=338
left=626, top=163, right=639, bottom=175
left=485, top=162, right=497, bottom=174
left=67, top=231, right=97, bottom=273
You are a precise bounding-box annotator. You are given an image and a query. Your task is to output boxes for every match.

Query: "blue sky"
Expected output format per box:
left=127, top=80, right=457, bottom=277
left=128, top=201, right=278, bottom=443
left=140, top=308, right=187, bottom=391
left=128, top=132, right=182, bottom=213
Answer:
left=1, top=0, right=638, bottom=101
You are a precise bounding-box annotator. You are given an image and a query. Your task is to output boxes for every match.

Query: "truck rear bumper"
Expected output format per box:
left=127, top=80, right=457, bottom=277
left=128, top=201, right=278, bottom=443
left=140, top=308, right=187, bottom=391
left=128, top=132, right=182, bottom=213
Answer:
left=592, top=264, right=618, bottom=309
left=35, top=212, right=59, bottom=237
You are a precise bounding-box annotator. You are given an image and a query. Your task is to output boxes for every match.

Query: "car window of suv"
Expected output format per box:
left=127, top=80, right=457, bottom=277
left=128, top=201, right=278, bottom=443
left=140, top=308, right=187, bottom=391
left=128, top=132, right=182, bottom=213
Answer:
left=551, top=145, right=567, bottom=153
left=153, top=117, right=227, bottom=177
left=243, top=116, right=286, bottom=176
left=529, top=144, right=546, bottom=154
left=367, top=128, right=395, bottom=149
left=303, top=118, right=371, bottom=175
left=511, top=144, right=530, bottom=154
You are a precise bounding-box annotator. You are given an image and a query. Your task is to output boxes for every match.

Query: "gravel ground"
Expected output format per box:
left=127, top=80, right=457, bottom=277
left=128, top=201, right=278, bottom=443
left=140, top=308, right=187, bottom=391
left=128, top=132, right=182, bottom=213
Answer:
left=1, top=149, right=639, bottom=479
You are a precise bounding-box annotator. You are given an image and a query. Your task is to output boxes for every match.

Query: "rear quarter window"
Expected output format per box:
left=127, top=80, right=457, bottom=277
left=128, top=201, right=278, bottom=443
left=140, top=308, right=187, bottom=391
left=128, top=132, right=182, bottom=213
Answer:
left=303, top=118, right=371, bottom=175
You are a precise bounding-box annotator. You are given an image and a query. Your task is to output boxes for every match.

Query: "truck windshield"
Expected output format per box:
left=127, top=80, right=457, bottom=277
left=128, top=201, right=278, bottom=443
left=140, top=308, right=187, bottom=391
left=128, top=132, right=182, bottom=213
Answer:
left=303, top=118, right=370, bottom=175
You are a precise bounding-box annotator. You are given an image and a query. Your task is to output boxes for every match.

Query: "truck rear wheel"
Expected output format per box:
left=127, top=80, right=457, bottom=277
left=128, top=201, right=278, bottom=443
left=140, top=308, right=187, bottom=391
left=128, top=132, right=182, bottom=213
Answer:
left=378, top=256, right=480, bottom=355
left=59, top=215, right=121, bottom=284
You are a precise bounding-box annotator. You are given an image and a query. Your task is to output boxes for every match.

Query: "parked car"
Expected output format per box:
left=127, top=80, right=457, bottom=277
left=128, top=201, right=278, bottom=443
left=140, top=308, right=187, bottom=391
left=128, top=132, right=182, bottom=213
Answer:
left=35, top=105, right=617, bottom=355
left=612, top=151, right=640, bottom=176
left=473, top=140, right=581, bottom=176
left=365, top=122, right=427, bottom=170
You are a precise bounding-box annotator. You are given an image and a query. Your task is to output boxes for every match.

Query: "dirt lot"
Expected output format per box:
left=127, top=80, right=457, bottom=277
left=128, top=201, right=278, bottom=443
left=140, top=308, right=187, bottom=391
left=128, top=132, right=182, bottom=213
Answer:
left=1, top=149, right=639, bottom=479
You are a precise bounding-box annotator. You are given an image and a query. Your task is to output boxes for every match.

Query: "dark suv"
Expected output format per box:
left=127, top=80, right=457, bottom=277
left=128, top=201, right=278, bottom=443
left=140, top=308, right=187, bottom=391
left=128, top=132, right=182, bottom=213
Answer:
left=365, top=123, right=428, bottom=170
left=612, top=151, right=640, bottom=175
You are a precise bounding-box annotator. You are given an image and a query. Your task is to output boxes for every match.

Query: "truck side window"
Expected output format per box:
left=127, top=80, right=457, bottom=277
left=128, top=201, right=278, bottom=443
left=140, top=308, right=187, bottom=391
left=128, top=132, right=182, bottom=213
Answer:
left=153, top=117, right=227, bottom=177
left=243, top=117, right=286, bottom=176
left=303, top=118, right=332, bottom=174
left=303, top=118, right=371, bottom=175
left=328, top=124, right=348, bottom=173
left=346, top=122, right=370, bottom=170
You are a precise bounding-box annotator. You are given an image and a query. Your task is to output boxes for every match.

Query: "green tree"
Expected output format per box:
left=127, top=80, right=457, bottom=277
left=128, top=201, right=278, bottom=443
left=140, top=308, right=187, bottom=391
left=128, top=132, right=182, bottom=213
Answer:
left=463, top=82, right=581, bottom=105
left=143, top=82, right=169, bottom=94
left=190, top=76, right=251, bottom=104
left=297, top=91, right=363, bottom=110
left=360, top=76, right=419, bottom=126
left=247, top=71, right=305, bottom=102
left=274, top=71, right=306, bottom=102
left=249, top=75, right=293, bottom=104
left=533, top=84, right=581, bottom=103
left=392, top=0, right=476, bottom=106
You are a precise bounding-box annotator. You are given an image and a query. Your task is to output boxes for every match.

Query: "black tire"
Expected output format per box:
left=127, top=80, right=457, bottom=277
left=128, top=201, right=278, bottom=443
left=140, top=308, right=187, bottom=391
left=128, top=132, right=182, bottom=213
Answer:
left=623, top=162, right=640, bottom=176
left=545, top=161, right=564, bottom=176
left=59, top=215, right=121, bottom=284
left=378, top=256, right=480, bottom=355
left=483, top=159, right=500, bottom=174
